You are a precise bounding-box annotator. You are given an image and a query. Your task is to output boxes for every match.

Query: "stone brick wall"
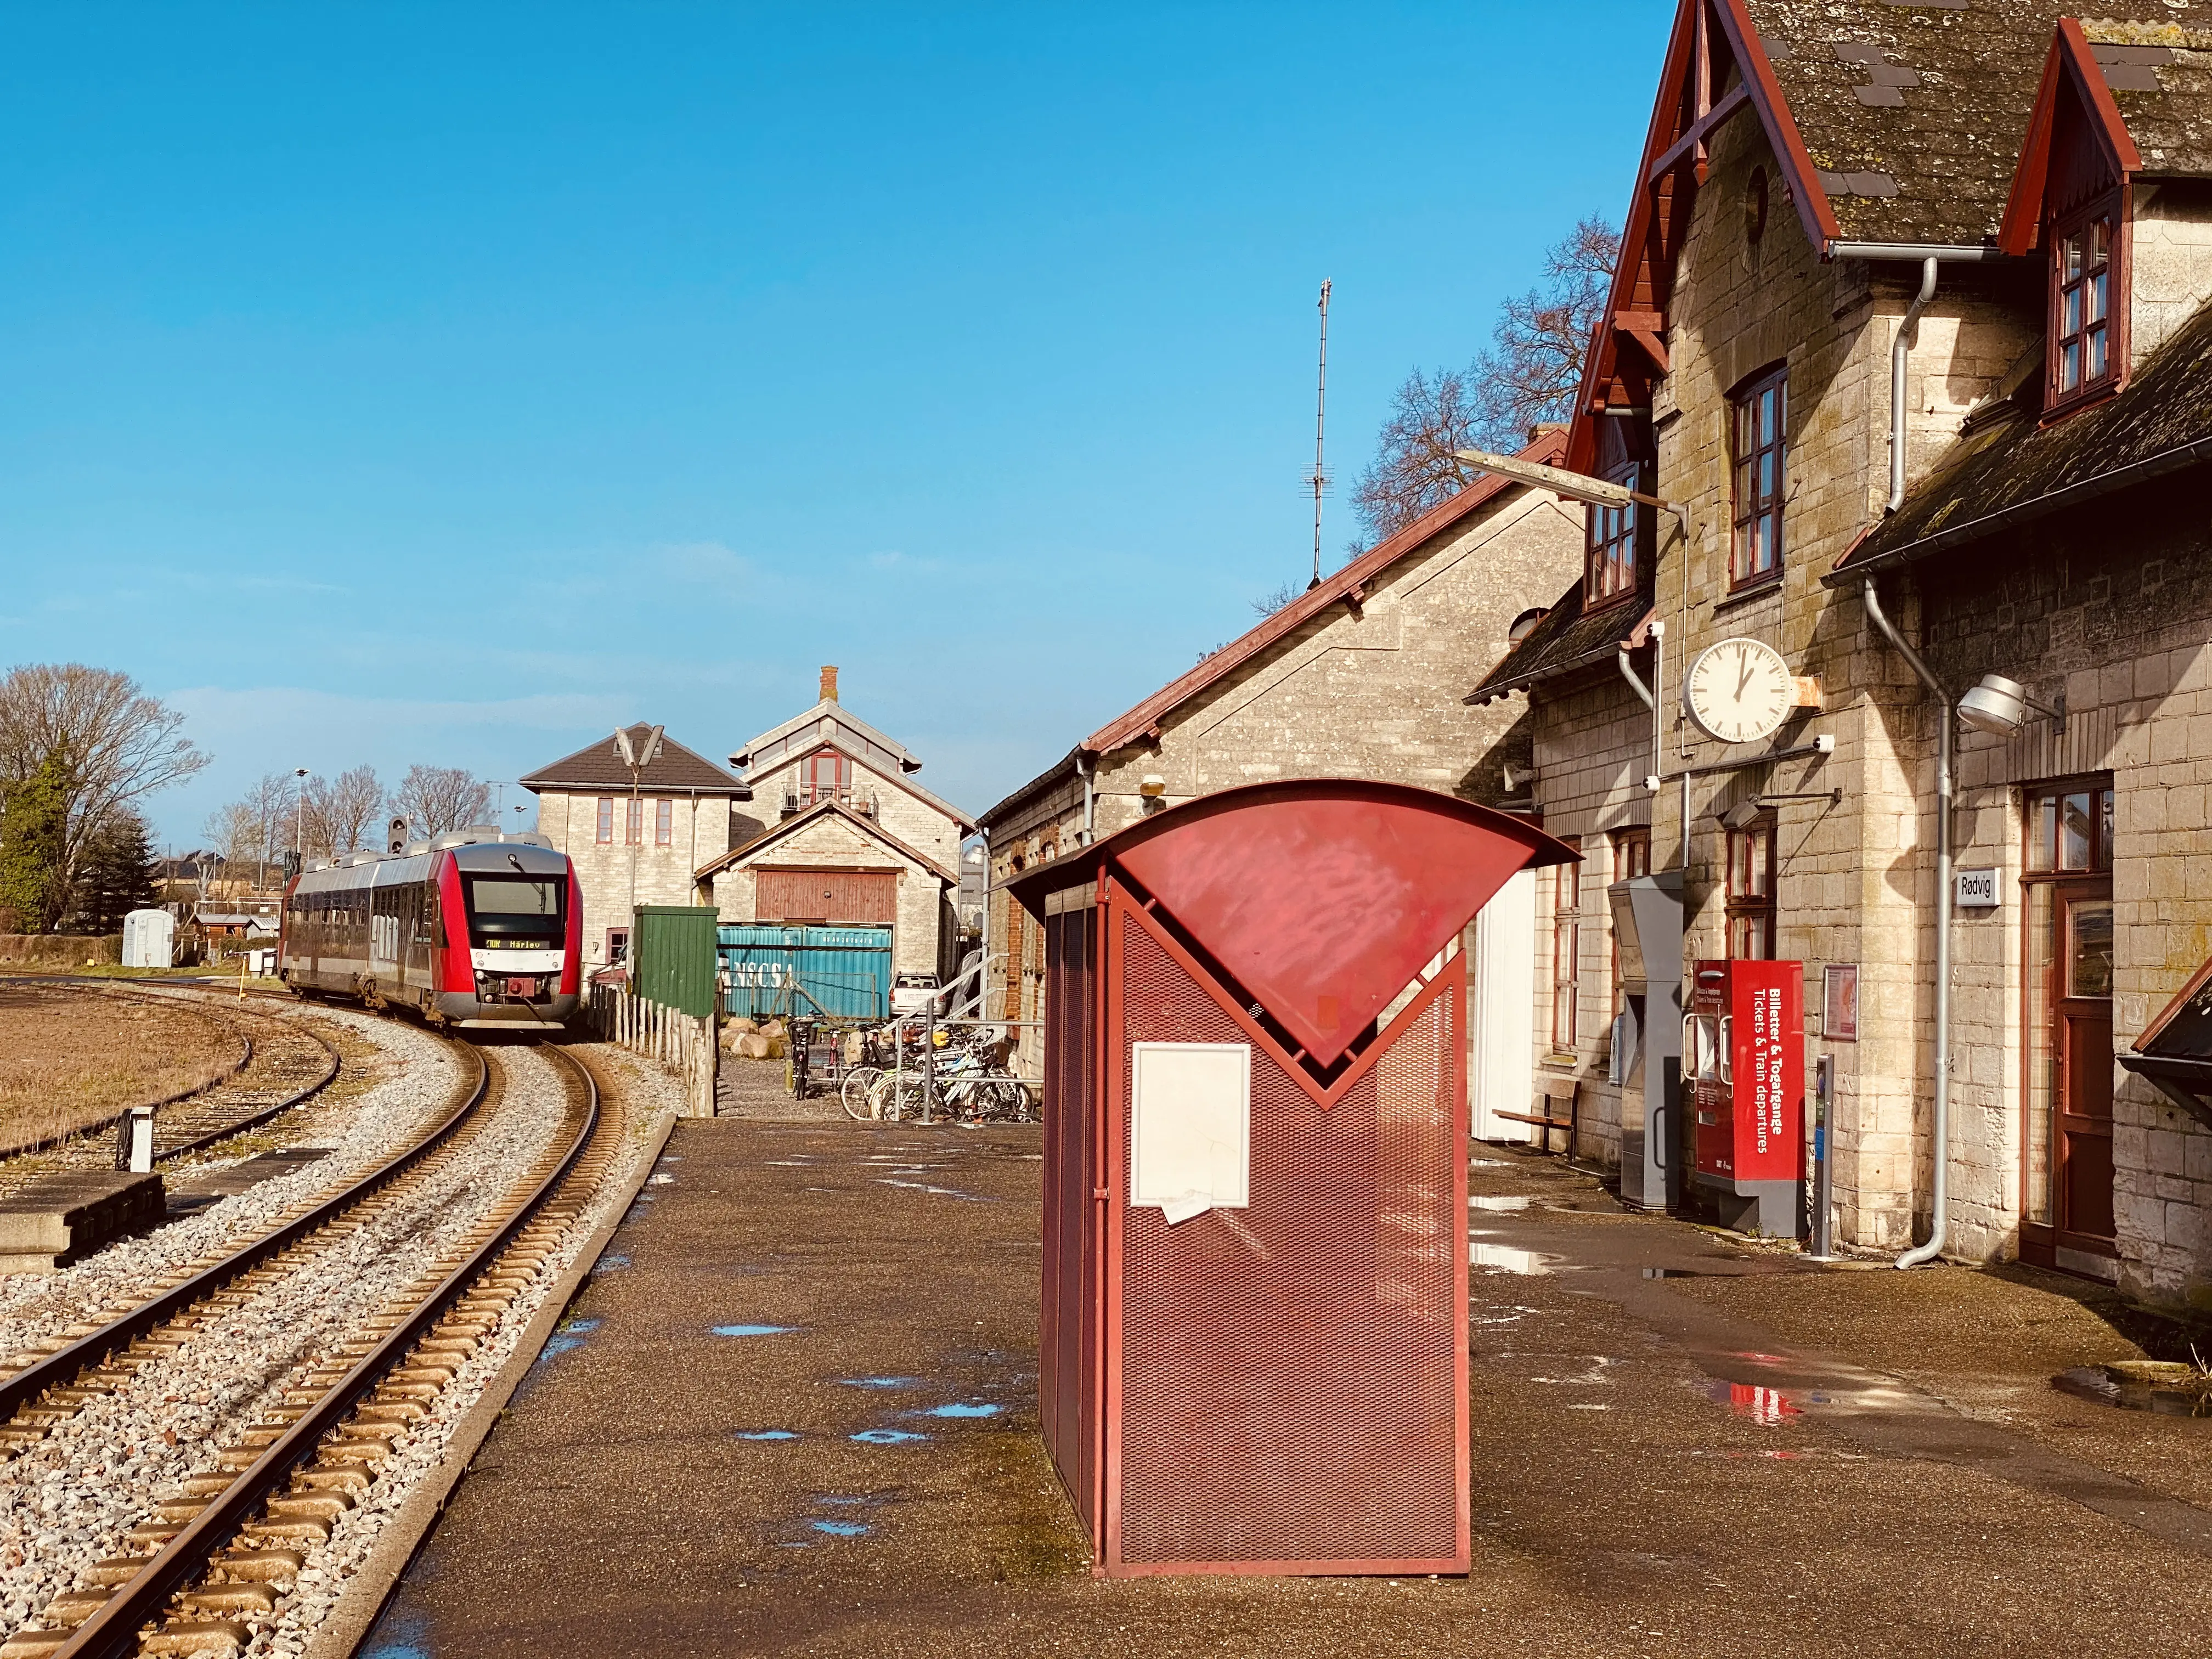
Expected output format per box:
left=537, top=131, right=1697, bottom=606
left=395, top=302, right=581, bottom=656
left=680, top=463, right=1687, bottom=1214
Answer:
left=743, top=754, right=966, bottom=872
left=2131, top=182, right=2212, bottom=368
left=1514, top=109, right=2042, bottom=1257
left=1916, top=490, right=2212, bottom=1306
left=535, top=791, right=734, bottom=969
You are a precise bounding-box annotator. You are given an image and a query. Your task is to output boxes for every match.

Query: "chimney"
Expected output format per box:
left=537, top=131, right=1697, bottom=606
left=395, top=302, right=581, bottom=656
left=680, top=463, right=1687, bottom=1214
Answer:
left=820, top=665, right=839, bottom=704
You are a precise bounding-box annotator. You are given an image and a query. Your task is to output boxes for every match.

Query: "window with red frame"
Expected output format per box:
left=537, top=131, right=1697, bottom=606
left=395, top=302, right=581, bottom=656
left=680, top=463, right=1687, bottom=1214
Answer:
left=1586, top=467, right=1639, bottom=605
left=595, top=798, right=613, bottom=844
left=1551, top=843, right=1581, bottom=1051
left=800, top=747, right=851, bottom=806
left=2051, top=204, right=2118, bottom=404
left=625, top=797, right=644, bottom=846
left=1726, top=813, right=1776, bottom=959
left=1730, top=368, right=1786, bottom=585
left=654, top=798, right=673, bottom=846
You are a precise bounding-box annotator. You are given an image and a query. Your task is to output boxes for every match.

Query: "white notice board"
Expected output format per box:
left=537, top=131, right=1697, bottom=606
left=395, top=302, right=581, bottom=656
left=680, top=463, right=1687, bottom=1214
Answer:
left=1130, top=1042, right=1251, bottom=1224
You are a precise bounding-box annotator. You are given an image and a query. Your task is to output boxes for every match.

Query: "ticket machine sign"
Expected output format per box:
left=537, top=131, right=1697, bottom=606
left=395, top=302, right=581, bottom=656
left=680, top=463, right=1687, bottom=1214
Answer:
left=1686, top=959, right=1804, bottom=1232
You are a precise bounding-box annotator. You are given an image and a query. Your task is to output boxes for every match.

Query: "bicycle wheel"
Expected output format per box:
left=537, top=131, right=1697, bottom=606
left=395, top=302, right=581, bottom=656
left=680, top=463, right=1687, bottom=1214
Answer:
left=840, top=1066, right=884, bottom=1121
left=989, top=1079, right=1035, bottom=1121
left=871, top=1070, right=924, bottom=1123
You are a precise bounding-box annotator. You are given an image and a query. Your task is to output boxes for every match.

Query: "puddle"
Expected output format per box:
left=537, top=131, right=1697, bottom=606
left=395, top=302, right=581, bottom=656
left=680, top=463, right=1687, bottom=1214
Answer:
left=537, top=1318, right=601, bottom=1361
left=1643, top=1267, right=1708, bottom=1279
left=811, top=1520, right=870, bottom=1537
left=1696, top=1379, right=1802, bottom=1425
left=713, top=1324, right=798, bottom=1338
left=840, top=1377, right=919, bottom=1390
left=923, top=1402, right=1002, bottom=1419
left=1470, top=1158, right=1509, bottom=1168
left=592, top=1253, right=631, bottom=1273
left=1470, top=1243, right=1556, bottom=1275
left=2054, top=1364, right=2212, bottom=1417
left=649, top=1174, right=675, bottom=1186
left=1469, top=1195, right=1533, bottom=1212
left=851, top=1429, right=929, bottom=1445
left=359, top=1607, right=432, bottom=1659
left=736, top=1429, right=800, bottom=1441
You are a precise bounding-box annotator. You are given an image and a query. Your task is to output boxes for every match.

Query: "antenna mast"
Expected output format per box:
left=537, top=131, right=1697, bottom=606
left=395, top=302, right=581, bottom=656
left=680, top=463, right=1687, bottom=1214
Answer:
left=1308, top=278, right=1331, bottom=589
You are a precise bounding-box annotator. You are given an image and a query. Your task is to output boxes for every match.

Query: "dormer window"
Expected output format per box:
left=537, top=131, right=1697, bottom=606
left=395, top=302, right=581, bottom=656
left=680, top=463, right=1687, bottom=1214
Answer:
left=2049, top=198, right=2122, bottom=410
left=800, top=746, right=851, bottom=806
left=1585, top=465, right=1638, bottom=607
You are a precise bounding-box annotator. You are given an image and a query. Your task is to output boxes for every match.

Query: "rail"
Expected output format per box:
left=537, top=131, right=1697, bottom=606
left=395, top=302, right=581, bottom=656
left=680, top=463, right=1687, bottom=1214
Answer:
left=49, top=1041, right=603, bottom=1659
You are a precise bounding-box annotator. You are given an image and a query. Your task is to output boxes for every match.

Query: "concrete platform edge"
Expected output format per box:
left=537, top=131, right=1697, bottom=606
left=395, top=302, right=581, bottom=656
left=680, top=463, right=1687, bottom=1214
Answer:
left=303, top=1101, right=681, bottom=1659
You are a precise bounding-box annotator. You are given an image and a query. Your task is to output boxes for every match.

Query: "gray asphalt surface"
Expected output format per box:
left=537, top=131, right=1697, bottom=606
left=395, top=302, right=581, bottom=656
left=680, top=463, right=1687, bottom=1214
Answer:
left=362, top=1124, right=2212, bottom=1658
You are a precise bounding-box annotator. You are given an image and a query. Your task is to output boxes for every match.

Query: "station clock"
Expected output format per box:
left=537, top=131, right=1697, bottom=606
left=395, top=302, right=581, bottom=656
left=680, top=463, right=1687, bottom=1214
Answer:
left=1681, top=636, right=1795, bottom=746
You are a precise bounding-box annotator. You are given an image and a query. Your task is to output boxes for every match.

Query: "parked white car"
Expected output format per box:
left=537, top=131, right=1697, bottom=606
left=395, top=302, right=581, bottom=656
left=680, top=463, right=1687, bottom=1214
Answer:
left=890, top=973, right=946, bottom=1017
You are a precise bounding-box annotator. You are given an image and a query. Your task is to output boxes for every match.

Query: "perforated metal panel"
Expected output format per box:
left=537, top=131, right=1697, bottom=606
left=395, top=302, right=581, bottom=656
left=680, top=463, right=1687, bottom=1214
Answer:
left=1109, top=902, right=1467, bottom=1573
left=1039, top=904, right=1101, bottom=1539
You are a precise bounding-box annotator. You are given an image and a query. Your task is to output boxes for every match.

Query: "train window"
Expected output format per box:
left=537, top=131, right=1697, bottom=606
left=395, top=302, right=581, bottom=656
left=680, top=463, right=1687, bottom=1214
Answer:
left=471, top=878, right=561, bottom=916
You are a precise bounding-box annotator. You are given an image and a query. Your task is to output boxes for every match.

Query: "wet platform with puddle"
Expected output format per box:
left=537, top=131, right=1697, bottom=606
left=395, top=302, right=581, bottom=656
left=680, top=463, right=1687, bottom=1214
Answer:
left=364, top=1122, right=2212, bottom=1657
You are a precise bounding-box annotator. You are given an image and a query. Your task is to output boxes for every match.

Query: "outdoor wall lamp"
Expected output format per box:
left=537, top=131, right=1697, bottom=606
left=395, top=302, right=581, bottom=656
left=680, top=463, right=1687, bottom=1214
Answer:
left=1138, top=775, right=1167, bottom=798
left=1956, top=673, right=2066, bottom=738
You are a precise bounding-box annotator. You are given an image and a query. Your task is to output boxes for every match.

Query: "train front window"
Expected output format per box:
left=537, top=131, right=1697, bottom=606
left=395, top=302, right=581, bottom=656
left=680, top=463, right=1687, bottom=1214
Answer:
left=470, top=879, right=561, bottom=916
left=467, top=878, right=563, bottom=944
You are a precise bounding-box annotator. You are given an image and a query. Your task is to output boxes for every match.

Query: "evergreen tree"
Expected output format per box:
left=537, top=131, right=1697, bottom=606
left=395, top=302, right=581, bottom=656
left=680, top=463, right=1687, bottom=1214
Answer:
left=0, top=752, right=72, bottom=933
left=68, top=809, right=157, bottom=935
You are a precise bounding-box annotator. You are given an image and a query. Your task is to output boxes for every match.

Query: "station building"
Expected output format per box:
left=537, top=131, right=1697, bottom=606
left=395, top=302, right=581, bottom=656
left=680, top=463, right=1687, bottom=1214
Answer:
left=521, top=727, right=751, bottom=973
left=700, top=667, right=974, bottom=985
left=1470, top=0, right=2212, bottom=1306
left=978, top=431, right=1587, bottom=1077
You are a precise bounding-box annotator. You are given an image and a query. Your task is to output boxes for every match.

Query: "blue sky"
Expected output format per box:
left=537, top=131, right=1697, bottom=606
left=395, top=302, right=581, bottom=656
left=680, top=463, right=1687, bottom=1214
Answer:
left=0, top=3, right=1669, bottom=848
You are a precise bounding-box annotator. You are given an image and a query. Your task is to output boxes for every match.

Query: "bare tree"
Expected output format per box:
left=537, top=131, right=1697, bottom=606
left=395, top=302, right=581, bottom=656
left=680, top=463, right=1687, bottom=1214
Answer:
left=388, top=765, right=492, bottom=839
left=0, top=664, right=210, bottom=902
left=301, top=766, right=382, bottom=858
left=1251, top=579, right=1310, bottom=618
left=1350, top=217, right=1620, bottom=545
left=204, top=802, right=262, bottom=872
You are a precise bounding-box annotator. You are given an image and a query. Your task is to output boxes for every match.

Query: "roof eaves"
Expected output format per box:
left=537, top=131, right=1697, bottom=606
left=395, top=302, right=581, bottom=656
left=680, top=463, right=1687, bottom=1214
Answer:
left=1080, top=430, right=1567, bottom=758
left=694, top=798, right=960, bottom=885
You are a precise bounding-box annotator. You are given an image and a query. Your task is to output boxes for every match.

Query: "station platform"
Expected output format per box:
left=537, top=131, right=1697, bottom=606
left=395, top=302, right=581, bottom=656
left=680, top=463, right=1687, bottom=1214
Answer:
left=364, top=1122, right=2212, bottom=1657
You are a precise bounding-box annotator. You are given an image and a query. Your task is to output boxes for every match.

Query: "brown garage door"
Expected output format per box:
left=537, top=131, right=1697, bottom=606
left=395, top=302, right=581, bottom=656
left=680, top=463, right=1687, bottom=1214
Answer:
left=754, top=867, right=897, bottom=925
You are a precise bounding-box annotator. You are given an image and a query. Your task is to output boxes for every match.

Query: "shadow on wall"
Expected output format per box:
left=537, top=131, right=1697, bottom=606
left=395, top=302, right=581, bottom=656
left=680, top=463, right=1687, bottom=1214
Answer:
left=1457, top=705, right=1537, bottom=812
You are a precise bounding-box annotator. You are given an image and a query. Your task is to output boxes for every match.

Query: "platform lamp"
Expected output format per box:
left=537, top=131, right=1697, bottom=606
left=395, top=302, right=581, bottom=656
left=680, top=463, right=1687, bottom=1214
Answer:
left=294, top=769, right=308, bottom=873
left=1957, top=673, right=2066, bottom=738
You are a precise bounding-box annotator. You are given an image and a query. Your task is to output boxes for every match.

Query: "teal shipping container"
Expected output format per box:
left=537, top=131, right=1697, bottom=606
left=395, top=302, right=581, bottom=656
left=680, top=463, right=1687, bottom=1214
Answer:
left=718, top=923, right=893, bottom=1019
left=631, top=905, right=721, bottom=1018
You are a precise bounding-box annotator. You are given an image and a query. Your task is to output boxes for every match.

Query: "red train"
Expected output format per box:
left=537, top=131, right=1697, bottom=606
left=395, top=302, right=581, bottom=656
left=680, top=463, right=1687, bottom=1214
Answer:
left=278, top=830, right=584, bottom=1026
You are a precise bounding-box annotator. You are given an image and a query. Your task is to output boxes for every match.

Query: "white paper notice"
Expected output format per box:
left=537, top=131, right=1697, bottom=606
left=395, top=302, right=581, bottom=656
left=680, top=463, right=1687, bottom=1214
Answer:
left=1131, top=1042, right=1251, bottom=1223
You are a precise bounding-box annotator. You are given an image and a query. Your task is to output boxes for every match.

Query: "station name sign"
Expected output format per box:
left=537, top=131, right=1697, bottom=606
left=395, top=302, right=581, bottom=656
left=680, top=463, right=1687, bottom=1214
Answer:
left=1955, top=867, right=2000, bottom=909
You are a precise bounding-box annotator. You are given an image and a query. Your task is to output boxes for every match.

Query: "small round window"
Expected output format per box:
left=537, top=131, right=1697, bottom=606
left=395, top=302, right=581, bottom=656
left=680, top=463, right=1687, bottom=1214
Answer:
left=1508, top=607, right=1548, bottom=645
left=1745, top=166, right=1770, bottom=245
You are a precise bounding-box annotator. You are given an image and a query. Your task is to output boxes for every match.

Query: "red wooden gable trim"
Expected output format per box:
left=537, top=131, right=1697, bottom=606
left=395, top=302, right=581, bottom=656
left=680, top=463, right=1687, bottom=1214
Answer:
left=1998, top=18, right=2143, bottom=257
left=1566, top=0, right=1841, bottom=476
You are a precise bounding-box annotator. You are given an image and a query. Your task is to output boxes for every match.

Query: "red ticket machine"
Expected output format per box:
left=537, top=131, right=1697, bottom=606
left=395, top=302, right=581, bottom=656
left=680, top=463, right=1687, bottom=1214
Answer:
left=1684, top=960, right=1804, bottom=1237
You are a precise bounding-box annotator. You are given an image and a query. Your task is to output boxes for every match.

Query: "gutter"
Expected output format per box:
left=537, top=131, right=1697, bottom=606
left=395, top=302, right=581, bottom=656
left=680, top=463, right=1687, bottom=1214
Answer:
left=1860, top=579, right=1954, bottom=1271
left=1829, top=432, right=2212, bottom=586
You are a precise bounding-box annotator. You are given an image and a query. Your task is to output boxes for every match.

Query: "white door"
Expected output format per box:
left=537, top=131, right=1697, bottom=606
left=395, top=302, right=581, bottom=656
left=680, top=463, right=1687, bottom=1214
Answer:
left=1469, top=870, right=1536, bottom=1143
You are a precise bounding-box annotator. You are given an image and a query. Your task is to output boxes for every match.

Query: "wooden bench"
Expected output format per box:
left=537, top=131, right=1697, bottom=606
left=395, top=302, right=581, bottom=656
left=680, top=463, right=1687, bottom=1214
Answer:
left=1493, top=1074, right=1580, bottom=1156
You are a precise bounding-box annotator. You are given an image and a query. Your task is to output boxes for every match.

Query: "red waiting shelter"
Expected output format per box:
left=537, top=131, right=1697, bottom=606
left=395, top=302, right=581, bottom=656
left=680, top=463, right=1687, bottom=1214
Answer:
left=1008, top=779, right=1576, bottom=1577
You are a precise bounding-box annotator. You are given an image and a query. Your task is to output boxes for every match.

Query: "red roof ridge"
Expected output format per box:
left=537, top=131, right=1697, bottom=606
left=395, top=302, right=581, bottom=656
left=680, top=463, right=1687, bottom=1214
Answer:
left=1079, top=428, right=1570, bottom=758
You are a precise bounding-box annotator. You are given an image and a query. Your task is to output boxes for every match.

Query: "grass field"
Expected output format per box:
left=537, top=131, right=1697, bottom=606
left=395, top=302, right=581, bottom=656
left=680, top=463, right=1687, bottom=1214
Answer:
left=0, top=986, right=243, bottom=1148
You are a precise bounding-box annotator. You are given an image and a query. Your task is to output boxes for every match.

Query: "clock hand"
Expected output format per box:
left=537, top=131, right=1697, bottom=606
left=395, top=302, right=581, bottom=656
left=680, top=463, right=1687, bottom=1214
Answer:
left=1736, top=653, right=1753, bottom=699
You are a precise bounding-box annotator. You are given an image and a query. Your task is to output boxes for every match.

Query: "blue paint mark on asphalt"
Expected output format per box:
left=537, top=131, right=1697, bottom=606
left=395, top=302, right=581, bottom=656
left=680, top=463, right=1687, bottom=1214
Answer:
left=850, top=1429, right=929, bottom=1445
left=736, top=1430, right=799, bottom=1441
left=712, top=1324, right=798, bottom=1337
left=535, top=1318, right=601, bottom=1363
left=839, top=1376, right=919, bottom=1390
left=812, top=1521, right=870, bottom=1537
left=924, top=1402, right=1002, bottom=1418
left=360, top=1607, right=432, bottom=1658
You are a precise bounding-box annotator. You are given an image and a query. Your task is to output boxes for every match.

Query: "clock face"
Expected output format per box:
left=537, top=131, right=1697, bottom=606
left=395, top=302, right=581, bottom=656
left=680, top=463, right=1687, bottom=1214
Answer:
left=1683, top=636, right=1795, bottom=745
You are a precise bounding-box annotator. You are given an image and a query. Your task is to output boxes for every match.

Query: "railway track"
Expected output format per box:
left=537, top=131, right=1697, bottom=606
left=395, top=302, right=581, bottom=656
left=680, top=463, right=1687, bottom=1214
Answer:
left=0, top=1026, right=631, bottom=1658
left=0, top=985, right=341, bottom=1182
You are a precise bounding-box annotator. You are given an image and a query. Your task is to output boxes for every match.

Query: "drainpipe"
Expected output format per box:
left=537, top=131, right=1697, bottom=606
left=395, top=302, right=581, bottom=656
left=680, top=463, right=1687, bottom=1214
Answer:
left=1861, top=578, right=1953, bottom=1268
left=1888, top=256, right=1939, bottom=512
left=1077, top=754, right=1096, bottom=845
